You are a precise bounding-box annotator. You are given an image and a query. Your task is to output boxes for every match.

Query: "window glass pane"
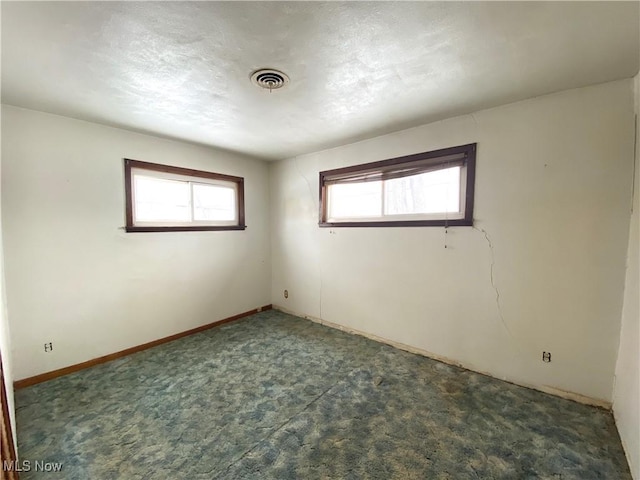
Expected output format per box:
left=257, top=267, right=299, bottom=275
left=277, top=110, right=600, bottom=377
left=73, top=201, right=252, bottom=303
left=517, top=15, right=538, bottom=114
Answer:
left=192, top=183, right=236, bottom=221
left=384, top=166, right=460, bottom=215
left=328, top=181, right=382, bottom=219
left=134, top=175, right=191, bottom=222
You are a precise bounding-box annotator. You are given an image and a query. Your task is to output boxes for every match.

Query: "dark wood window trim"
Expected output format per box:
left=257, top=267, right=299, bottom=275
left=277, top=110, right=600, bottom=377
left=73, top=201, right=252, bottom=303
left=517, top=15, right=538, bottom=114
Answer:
left=318, top=143, right=476, bottom=228
left=124, top=159, right=246, bottom=233
left=1, top=352, right=18, bottom=480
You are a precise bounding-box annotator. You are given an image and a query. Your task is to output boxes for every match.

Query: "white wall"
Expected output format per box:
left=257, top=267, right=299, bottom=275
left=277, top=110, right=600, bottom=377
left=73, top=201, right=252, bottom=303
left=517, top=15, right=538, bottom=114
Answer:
left=613, top=73, right=640, bottom=479
left=0, top=106, right=17, bottom=446
left=271, top=79, right=635, bottom=405
left=0, top=4, right=17, bottom=443
left=2, top=105, right=271, bottom=381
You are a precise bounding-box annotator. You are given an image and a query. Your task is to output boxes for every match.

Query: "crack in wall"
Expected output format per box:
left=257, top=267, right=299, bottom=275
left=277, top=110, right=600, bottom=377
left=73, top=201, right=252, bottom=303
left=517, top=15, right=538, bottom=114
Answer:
left=294, top=156, right=315, bottom=205
left=473, top=226, right=518, bottom=348
left=293, top=157, right=323, bottom=320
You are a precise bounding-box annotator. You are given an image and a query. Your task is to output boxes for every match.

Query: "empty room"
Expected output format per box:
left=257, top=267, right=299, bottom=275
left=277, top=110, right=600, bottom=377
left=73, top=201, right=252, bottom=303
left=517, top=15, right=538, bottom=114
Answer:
left=0, top=1, right=638, bottom=479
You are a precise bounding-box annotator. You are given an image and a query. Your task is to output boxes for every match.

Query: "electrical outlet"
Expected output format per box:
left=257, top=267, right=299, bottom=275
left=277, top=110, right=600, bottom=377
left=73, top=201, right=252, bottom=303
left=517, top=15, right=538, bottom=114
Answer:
left=542, top=351, right=551, bottom=363
left=44, top=342, right=53, bottom=353
left=284, top=289, right=289, bottom=299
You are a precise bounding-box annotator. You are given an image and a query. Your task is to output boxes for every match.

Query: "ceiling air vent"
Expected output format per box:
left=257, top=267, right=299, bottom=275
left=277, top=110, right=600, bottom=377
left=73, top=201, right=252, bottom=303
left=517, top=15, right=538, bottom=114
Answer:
left=251, top=69, right=290, bottom=91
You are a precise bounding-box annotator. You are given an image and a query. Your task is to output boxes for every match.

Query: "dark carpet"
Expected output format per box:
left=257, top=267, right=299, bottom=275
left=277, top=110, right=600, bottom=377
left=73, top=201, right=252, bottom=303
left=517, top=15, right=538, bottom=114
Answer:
left=15, top=309, right=631, bottom=479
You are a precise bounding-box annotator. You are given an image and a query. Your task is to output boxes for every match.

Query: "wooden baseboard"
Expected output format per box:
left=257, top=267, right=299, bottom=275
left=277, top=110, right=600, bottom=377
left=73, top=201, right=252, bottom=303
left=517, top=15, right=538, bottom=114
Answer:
left=14, top=304, right=272, bottom=390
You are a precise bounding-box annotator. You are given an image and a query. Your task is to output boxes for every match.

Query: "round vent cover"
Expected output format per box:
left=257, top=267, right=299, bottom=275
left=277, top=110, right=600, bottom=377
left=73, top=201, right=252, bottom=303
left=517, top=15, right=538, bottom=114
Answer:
left=251, top=69, right=290, bottom=91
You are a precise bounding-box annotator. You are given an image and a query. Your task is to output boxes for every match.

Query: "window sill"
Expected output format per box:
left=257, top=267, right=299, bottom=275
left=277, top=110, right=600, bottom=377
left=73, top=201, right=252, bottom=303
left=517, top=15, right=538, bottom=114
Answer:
left=125, top=225, right=247, bottom=233
left=318, top=219, right=473, bottom=228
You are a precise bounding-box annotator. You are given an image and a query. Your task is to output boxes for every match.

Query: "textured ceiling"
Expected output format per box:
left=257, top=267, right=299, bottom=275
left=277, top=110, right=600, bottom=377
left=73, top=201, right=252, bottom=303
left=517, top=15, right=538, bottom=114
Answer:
left=2, top=2, right=639, bottom=161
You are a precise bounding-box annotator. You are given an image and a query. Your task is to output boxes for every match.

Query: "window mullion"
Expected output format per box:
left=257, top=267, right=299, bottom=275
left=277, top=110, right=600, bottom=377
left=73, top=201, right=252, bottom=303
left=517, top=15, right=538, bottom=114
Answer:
left=380, top=180, right=386, bottom=217
left=189, top=181, right=195, bottom=222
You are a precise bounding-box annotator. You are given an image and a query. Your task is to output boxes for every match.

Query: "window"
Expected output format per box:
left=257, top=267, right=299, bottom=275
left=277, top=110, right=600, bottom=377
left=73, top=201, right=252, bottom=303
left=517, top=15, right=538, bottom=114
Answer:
left=124, top=159, right=245, bottom=232
left=319, top=143, right=476, bottom=227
